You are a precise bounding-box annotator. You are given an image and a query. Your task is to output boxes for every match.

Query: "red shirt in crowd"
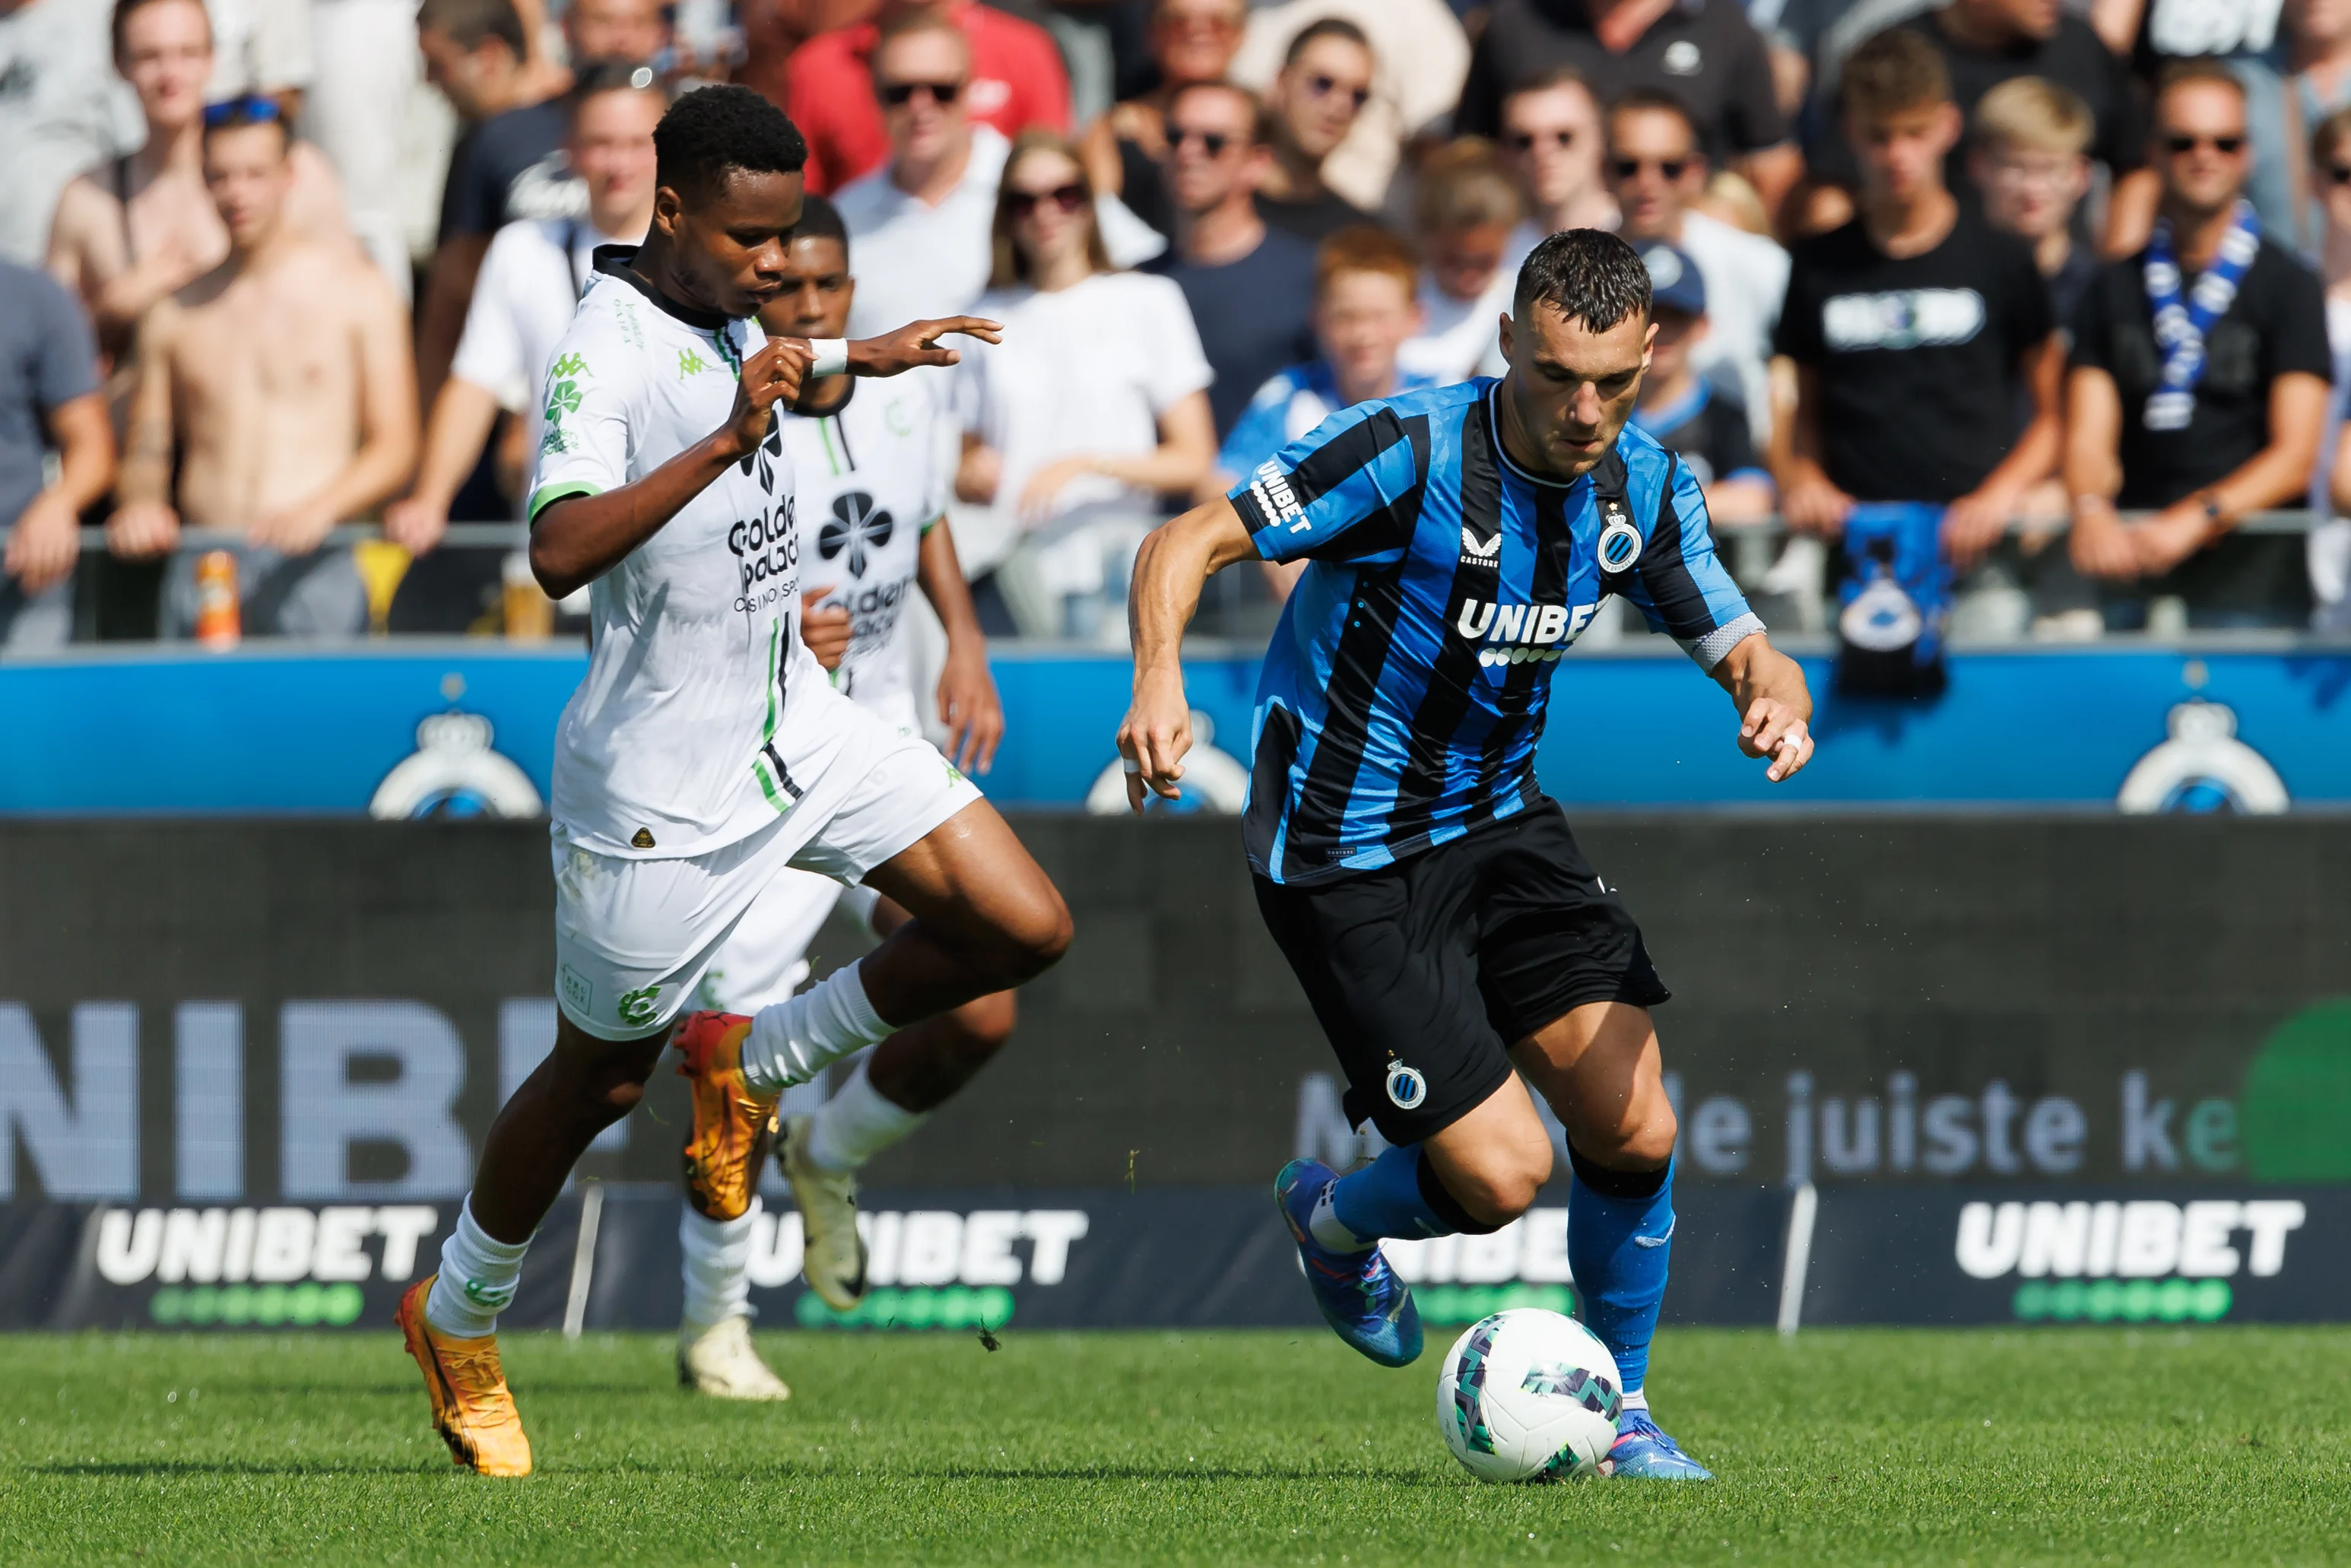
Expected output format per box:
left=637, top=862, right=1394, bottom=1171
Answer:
left=780, top=0, right=1072, bottom=192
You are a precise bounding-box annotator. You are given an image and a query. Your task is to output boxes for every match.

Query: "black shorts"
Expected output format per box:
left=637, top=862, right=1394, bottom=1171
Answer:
left=1253, top=799, right=1670, bottom=1146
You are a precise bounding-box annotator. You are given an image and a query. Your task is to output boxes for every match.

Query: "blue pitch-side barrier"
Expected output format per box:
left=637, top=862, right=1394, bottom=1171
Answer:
left=3, top=640, right=2349, bottom=814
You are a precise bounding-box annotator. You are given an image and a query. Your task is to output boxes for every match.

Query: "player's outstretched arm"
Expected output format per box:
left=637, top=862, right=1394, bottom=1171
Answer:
left=1711, top=632, right=1815, bottom=783
left=529, top=338, right=809, bottom=600
left=1118, top=496, right=1258, bottom=811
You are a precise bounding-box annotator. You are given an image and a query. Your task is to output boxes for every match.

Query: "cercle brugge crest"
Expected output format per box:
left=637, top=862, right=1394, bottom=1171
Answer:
left=1597, top=500, right=1642, bottom=573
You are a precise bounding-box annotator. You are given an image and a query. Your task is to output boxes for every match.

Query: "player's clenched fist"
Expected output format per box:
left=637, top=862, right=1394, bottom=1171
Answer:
left=1115, top=668, right=1193, bottom=812
left=722, top=338, right=810, bottom=459
left=1739, top=697, right=1814, bottom=782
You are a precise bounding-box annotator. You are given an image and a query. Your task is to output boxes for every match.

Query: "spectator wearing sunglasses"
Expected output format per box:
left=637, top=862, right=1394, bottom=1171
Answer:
left=1079, top=0, right=1247, bottom=244
left=953, top=130, right=1215, bottom=636
left=783, top=0, right=1072, bottom=195
left=1227, top=0, right=1471, bottom=214
left=2067, top=62, right=2330, bottom=629
left=1496, top=69, right=1615, bottom=260
left=1607, top=88, right=1787, bottom=446
left=830, top=13, right=1012, bottom=338
left=1256, top=18, right=1379, bottom=243
left=1458, top=0, right=1801, bottom=227
left=109, top=97, right=417, bottom=639
left=1144, top=81, right=1321, bottom=436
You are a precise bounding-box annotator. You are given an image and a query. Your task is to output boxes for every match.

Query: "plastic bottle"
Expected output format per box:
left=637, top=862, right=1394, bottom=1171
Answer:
left=194, top=551, right=240, bottom=647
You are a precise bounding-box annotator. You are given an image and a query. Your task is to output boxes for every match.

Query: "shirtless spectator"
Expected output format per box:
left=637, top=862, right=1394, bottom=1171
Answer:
left=1079, top=0, right=1245, bottom=243
left=1255, top=19, right=1377, bottom=243
left=110, top=100, right=418, bottom=639
left=46, top=0, right=347, bottom=366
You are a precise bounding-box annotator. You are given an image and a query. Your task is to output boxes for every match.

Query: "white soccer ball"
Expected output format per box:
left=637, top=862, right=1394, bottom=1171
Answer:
left=1435, top=1308, right=1623, bottom=1483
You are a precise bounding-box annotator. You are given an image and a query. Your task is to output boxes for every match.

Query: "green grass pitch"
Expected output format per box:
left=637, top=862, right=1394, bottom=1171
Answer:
left=4, top=1326, right=2348, bottom=1565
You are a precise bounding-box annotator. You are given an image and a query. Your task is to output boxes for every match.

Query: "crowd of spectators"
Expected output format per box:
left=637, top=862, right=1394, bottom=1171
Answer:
left=8, top=0, right=2351, bottom=649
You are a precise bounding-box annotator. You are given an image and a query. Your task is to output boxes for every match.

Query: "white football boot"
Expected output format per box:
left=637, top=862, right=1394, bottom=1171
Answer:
left=780, top=1113, right=868, bottom=1311
left=677, top=1315, right=791, bottom=1401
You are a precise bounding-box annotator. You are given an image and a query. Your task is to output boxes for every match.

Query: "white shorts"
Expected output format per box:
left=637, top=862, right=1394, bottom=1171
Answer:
left=551, top=701, right=980, bottom=1040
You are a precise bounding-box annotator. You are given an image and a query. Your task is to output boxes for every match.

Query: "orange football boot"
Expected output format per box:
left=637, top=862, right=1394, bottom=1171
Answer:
left=673, top=1009, right=780, bottom=1221
left=395, top=1276, right=533, bottom=1477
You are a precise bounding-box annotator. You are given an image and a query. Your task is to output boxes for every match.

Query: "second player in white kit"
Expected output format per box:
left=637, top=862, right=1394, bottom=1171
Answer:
left=674, top=195, right=1021, bottom=1400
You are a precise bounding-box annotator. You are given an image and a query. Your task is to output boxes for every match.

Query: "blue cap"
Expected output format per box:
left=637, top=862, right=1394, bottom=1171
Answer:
left=1639, top=241, right=1706, bottom=318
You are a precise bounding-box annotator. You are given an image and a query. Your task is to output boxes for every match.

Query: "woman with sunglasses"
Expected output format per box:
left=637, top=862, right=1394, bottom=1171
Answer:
left=1079, top=0, right=1247, bottom=240
left=954, top=129, right=1217, bottom=639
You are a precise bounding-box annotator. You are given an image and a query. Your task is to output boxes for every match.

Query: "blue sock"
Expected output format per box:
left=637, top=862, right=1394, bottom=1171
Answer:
left=1326, top=1144, right=1458, bottom=1246
left=1566, top=1148, right=1674, bottom=1395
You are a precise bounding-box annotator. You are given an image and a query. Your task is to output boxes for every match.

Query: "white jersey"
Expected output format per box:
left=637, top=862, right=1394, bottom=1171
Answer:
left=529, top=251, right=837, bottom=860
left=781, top=374, right=946, bottom=716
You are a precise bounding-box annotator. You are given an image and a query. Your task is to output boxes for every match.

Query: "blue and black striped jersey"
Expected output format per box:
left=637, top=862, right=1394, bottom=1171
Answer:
left=1231, top=379, right=1762, bottom=886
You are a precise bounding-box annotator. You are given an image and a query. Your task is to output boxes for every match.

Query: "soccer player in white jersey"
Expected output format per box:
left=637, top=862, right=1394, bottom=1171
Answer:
left=673, top=192, right=1020, bottom=1399
left=394, top=85, right=1073, bottom=1478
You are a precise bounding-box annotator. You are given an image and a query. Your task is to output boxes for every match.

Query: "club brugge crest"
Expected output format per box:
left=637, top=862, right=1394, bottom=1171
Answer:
left=2116, top=700, right=2288, bottom=814
left=1385, top=1060, right=1428, bottom=1110
left=370, top=712, right=544, bottom=819
left=1597, top=506, right=1642, bottom=573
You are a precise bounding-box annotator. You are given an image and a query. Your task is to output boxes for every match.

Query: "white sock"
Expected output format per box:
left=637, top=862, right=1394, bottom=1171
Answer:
left=424, top=1198, right=531, bottom=1339
left=742, top=960, right=892, bottom=1091
left=1308, top=1184, right=1374, bottom=1253
left=1620, top=1388, right=1649, bottom=1413
left=678, top=1202, right=756, bottom=1332
left=804, top=1054, right=928, bottom=1173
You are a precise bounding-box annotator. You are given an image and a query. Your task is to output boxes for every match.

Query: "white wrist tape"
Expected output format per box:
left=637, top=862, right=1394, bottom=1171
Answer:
left=809, top=338, right=849, bottom=378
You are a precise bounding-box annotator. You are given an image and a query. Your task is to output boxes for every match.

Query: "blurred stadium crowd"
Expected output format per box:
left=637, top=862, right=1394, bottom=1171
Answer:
left=5, top=0, right=2351, bottom=649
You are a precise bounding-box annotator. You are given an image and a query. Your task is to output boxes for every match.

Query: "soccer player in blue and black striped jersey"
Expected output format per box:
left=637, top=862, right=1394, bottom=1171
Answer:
left=1118, top=229, right=1815, bottom=1480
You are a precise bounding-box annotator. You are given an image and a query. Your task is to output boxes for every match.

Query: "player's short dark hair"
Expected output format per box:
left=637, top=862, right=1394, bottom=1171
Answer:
left=653, top=84, right=807, bottom=205
left=1607, top=86, right=1700, bottom=148
left=417, top=0, right=525, bottom=57
left=1840, top=27, right=1950, bottom=120
left=111, top=0, right=208, bottom=60
left=790, top=192, right=850, bottom=259
left=1513, top=228, right=1651, bottom=332
left=1283, top=16, right=1370, bottom=67
left=568, top=59, right=672, bottom=119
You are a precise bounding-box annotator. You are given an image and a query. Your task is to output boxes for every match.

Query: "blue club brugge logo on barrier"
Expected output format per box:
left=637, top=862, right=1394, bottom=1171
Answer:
left=370, top=712, right=544, bottom=820
left=1386, top=1061, right=1429, bottom=1110
left=2116, top=700, right=2288, bottom=815
left=1597, top=515, right=1642, bottom=573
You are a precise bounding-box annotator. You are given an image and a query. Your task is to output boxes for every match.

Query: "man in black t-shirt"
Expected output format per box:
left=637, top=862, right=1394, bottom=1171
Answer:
left=1257, top=18, right=1379, bottom=244
left=1457, top=0, right=1801, bottom=224
left=1803, top=0, right=2150, bottom=249
left=2066, top=62, right=2330, bottom=628
left=1777, top=28, right=2061, bottom=569
left=1146, top=81, right=1319, bottom=437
